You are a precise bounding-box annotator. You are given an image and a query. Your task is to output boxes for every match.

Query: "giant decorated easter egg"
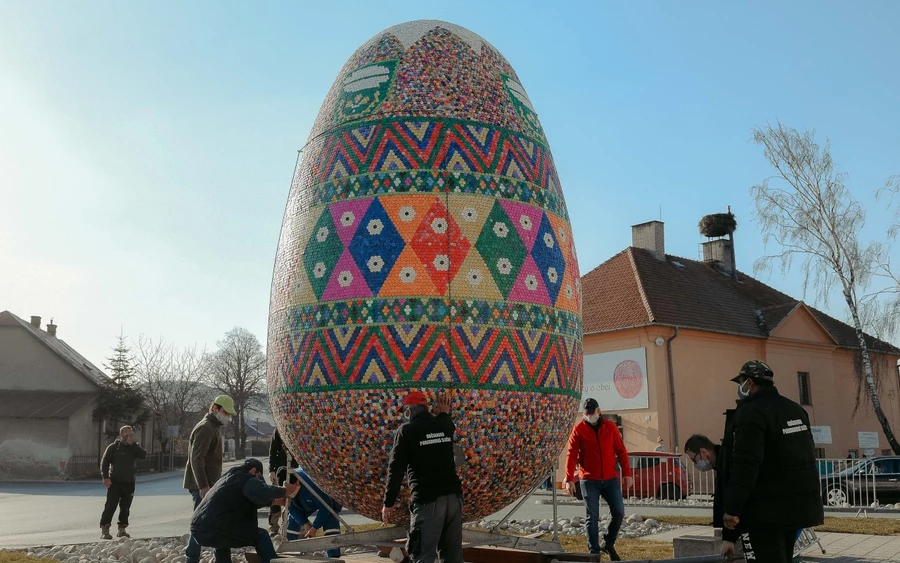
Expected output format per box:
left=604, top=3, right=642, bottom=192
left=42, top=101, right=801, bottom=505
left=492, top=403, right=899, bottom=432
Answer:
left=268, top=20, right=582, bottom=523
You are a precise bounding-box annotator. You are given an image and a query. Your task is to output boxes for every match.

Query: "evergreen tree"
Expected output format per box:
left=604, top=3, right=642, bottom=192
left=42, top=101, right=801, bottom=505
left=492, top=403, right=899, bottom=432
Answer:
left=94, top=332, right=149, bottom=439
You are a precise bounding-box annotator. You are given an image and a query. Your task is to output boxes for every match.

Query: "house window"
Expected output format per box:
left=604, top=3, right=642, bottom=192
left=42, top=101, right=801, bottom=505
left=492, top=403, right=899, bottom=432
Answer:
left=815, top=447, right=826, bottom=459
left=882, top=449, right=893, bottom=456
left=798, top=372, right=812, bottom=405
left=848, top=449, right=859, bottom=459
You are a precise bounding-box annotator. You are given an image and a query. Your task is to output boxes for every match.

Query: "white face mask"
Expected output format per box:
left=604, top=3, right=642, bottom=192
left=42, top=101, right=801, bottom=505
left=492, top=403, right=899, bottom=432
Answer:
left=215, top=411, right=232, bottom=425
left=737, top=379, right=751, bottom=400
left=584, top=413, right=600, bottom=424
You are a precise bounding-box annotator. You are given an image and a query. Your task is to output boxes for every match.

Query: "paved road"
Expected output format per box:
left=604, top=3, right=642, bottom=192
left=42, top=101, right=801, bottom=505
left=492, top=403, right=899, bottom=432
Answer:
left=2, top=474, right=897, bottom=550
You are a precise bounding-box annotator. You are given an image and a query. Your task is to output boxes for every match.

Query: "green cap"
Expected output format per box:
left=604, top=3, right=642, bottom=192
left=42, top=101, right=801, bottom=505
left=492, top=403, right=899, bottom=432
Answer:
left=214, top=394, right=236, bottom=415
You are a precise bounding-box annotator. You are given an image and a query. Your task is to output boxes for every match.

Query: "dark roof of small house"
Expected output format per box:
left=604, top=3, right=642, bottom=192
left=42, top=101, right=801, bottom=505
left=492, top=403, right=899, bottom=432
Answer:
left=0, top=390, right=97, bottom=418
left=0, top=311, right=112, bottom=387
left=582, top=247, right=900, bottom=354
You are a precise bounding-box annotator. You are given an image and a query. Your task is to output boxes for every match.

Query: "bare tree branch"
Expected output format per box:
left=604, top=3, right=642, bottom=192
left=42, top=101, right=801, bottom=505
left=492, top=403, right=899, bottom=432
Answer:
left=750, top=122, right=900, bottom=454
left=206, top=327, right=267, bottom=458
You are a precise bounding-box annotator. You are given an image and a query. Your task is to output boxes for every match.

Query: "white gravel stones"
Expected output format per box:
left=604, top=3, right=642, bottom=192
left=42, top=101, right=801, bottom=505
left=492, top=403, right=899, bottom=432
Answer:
left=12, top=535, right=378, bottom=563
left=16, top=537, right=249, bottom=563
left=466, top=515, right=676, bottom=540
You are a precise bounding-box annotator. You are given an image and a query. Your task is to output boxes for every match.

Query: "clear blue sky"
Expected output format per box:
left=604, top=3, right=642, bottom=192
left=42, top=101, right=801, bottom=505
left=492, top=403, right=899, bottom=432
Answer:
left=2, top=1, right=898, bottom=365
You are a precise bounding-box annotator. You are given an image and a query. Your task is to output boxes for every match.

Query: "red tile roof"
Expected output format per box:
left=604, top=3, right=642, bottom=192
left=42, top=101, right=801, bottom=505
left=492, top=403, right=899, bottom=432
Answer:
left=581, top=247, right=899, bottom=354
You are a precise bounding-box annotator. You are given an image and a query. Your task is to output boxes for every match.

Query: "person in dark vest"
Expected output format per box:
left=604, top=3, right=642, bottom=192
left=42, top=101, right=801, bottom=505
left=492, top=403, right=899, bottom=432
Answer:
left=267, top=428, right=299, bottom=534
left=723, top=360, right=824, bottom=563
left=191, top=458, right=298, bottom=563
left=286, top=467, right=343, bottom=558
left=99, top=425, right=147, bottom=540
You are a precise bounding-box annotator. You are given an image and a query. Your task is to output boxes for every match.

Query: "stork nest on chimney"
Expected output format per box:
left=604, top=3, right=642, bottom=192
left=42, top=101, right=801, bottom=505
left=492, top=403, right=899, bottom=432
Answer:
left=699, top=212, right=738, bottom=238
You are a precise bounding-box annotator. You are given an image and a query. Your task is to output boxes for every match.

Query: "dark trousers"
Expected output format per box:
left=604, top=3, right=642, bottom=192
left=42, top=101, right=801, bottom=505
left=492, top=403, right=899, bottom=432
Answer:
left=208, top=529, right=278, bottom=563
left=408, top=494, right=463, bottom=563
left=99, top=480, right=135, bottom=527
left=581, top=478, right=625, bottom=554
left=185, top=490, right=230, bottom=563
left=741, top=529, right=798, bottom=563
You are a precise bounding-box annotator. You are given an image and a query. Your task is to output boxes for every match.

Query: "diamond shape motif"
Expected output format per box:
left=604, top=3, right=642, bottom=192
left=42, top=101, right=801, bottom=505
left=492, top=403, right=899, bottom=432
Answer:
left=474, top=201, right=527, bottom=298
left=531, top=213, right=566, bottom=304
left=303, top=207, right=344, bottom=300
left=410, top=200, right=470, bottom=295
left=348, top=198, right=406, bottom=294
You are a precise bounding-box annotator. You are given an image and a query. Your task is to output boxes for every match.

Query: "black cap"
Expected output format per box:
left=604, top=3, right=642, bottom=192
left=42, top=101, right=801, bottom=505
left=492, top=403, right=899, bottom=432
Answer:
left=243, top=457, right=264, bottom=474
left=730, top=360, right=774, bottom=383
left=582, top=398, right=599, bottom=412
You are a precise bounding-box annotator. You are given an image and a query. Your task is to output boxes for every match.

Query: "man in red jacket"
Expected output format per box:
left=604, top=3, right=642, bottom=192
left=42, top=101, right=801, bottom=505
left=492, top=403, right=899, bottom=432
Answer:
left=564, top=398, right=633, bottom=561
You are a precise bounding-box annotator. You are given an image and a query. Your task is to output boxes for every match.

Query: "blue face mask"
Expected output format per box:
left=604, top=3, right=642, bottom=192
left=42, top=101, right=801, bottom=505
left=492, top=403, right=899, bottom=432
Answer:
left=696, top=459, right=713, bottom=472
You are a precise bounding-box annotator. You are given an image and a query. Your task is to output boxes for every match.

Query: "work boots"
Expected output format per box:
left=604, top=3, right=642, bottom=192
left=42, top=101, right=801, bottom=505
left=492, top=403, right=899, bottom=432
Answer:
left=100, top=525, right=112, bottom=540
left=117, top=526, right=130, bottom=538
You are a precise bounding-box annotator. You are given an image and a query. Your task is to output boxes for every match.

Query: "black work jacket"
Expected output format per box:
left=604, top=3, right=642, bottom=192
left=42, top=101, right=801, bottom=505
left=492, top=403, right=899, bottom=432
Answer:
left=100, top=439, right=147, bottom=482
left=383, top=411, right=462, bottom=507
left=268, top=429, right=299, bottom=474
left=191, top=466, right=285, bottom=548
left=723, top=386, right=824, bottom=531
left=712, top=408, right=740, bottom=542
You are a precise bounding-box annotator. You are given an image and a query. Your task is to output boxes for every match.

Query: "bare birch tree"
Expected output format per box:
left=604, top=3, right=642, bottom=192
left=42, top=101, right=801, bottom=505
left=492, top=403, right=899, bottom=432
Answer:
left=750, top=122, right=900, bottom=454
left=207, top=327, right=267, bottom=458
left=864, top=179, right=900, bottom=342
left=134, top=336, right=207, bottom=460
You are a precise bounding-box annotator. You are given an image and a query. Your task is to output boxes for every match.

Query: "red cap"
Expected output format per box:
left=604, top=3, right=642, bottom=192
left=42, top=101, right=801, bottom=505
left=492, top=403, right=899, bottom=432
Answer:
left=397, top=390, right=428, bottom=412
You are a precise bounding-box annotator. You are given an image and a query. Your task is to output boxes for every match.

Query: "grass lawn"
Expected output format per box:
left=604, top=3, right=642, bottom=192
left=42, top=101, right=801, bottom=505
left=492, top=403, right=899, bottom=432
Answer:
left=0, top=553, right=55, bottom=563
left=652, top=515, right=900, bottom=536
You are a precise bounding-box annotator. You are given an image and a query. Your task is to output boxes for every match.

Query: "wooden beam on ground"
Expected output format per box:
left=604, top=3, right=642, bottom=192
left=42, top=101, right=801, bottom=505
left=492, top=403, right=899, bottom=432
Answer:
left=461, top=529, right=562, bottom=552
left=277, top=526, right=407, bottom=553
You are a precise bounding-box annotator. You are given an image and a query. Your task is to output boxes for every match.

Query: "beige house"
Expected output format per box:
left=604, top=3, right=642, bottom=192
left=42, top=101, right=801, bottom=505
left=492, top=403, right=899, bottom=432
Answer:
left=0, top=311, right=153, bottom=479
left=557, top=220, right=900, bottom=480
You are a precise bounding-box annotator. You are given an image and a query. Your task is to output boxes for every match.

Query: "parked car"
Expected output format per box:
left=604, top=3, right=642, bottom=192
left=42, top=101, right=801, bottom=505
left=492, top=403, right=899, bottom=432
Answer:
left=625, top=452, right=691, bottom=500
left=820, top=456, right=900, bottom=507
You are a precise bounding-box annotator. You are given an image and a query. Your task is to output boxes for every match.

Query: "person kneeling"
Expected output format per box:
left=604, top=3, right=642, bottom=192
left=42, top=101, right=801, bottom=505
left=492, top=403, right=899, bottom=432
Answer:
left=191, top=458, right=298, bottom=563
left=286, top=467, right=343, bottom=559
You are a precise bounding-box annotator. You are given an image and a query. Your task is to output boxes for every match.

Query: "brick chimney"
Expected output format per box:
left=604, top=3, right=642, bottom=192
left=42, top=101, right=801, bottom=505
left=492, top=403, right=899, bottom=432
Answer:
left=702, top=239, right=734, bottom=275
left=46, top=319, right=58, bottom=337
left=30, top=315, right=41, bottom=328
left=632, top=221, right=665, bottom=260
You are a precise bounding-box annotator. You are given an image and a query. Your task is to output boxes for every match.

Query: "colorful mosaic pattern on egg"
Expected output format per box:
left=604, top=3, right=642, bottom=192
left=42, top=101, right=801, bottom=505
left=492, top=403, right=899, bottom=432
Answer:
left=268, top=20, right=583, bottom=523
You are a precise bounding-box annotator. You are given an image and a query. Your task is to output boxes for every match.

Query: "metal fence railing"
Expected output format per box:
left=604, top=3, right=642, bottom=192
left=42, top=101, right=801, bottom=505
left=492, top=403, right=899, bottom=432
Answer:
left=602, top=454, right=900, bottom=509
left=65, top=451, right=167, bottom=480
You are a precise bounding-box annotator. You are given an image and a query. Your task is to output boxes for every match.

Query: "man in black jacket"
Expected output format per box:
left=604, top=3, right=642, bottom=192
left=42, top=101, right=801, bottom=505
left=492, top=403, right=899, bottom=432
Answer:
left=267, top=428, right=299, bottom=534
left=191, top=458, right=298, bottom=563
left=723, top=360, right=824, bottom=563
left=99, top=426, right=147, bottom=540
left=684, top=431, right=739, bottom=554
left=382, top=391, right=463, bottom=563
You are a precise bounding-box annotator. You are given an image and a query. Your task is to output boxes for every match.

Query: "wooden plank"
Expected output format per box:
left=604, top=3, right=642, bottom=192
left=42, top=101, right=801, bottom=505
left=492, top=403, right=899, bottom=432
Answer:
left=277, top=527, right=406, bottom=553
left=460, top=546, right=544, bottom=563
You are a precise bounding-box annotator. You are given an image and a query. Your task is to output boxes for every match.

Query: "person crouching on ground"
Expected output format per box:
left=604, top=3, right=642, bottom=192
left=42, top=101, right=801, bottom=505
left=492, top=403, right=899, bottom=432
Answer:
left=190, top=458, right=298, bottom=563
left=564, top=398, right=633, bottom=561
left=286, top=467, right=343, bottom=558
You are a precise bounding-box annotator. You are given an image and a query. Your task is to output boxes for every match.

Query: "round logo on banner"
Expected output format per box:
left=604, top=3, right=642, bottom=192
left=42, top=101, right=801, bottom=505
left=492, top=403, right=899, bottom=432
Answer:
left=613, top=359, right=643, bottom=399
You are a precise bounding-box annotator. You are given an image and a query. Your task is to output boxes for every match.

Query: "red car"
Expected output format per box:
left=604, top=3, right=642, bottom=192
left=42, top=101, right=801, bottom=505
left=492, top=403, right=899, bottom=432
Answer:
left=621, top=452, right=692, bottom=500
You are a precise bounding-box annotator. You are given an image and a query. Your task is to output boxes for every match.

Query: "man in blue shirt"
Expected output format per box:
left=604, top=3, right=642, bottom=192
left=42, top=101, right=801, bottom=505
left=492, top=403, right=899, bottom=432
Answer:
left=286, top=468, right=343, bottom=558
